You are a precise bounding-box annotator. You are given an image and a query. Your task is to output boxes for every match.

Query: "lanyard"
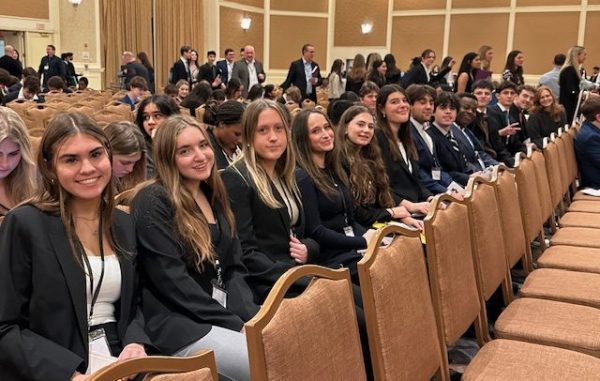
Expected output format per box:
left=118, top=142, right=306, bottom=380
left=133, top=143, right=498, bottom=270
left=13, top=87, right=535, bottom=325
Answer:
left=79, top=216, right=105, bottom=328
left=327, top=170, right=350, bottom=226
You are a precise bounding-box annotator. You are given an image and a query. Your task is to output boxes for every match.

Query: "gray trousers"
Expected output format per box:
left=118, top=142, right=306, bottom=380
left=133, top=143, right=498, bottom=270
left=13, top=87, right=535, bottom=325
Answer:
left=175, top=326, right=250, bottom=381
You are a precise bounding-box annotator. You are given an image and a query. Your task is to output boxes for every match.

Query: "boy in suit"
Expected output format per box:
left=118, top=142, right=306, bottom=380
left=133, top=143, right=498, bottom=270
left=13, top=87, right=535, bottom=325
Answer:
left=575, top=96, right=600, bottom=188
left=281, top=44, right=323, bottom=102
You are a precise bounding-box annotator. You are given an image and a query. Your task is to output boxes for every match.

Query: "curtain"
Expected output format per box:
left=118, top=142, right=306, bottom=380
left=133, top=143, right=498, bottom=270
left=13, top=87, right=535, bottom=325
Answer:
left=154, top=0, right=204, bottom=93
left=100, top=0, right=153, bottom=90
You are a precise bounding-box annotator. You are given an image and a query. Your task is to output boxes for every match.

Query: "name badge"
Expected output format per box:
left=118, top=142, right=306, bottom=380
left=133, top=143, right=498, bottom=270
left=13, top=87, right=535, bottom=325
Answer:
left=343, top=226, right=355, bottom=237
left=87, top=328, right=115, bottom=374
left=212, top=280, right=227, bottom=308
left=432, top=168, right=442, bottom=181
left=44, top=65, right=49, bottom=71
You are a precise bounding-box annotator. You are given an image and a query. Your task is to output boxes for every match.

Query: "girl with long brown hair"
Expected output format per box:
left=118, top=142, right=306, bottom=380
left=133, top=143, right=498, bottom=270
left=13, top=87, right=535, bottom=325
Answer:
left=526, top=85, right=567, bottom=148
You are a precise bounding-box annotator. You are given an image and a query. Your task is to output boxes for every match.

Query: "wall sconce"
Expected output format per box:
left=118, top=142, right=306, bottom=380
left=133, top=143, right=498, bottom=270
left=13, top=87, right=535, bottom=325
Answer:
left=361, top=22, right=373, bottom=35
left=68, top=0, right=83, bottom=6
left=241, top=16, right=252, bottom=31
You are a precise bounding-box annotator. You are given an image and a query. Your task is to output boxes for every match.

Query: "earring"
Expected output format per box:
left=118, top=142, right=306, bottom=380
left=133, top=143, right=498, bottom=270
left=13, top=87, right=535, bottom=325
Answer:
left=382, top=113, right=386, bottom=119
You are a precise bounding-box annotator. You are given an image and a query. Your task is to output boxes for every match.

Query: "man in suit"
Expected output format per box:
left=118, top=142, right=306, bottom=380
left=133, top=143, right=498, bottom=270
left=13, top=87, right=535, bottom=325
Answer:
left=2, top=75, right=42, bottom=104
left=406, top=84, right=455, bottom=195
left=197, top=50, right=222, bottom=90
left=428, top=92, right=478, bottom=187
left=119, top=76, right=147, bottom=110
left=281, top=43, right=323, bottom=102
left=61, top=52, right=78, bottom=88
left=513, top=84, right=536, bottom=144
left=38, top=44, right=66, bottom=92
left=231, top=45, right=265, bottom=98
left=120, top=51, right=150, bottom=90
left=486, top=81, right=526, bottom=166
left=401, top=49, right=454, bottom=89
left=216, top=48, right=236, bottom=86
left=170, top=45, right=192, bottom=85
left=574, top=96, right=600, bottom=188
left=455, top=93, right=499, bottom=171
left=0, top=45, right=22, bottom=79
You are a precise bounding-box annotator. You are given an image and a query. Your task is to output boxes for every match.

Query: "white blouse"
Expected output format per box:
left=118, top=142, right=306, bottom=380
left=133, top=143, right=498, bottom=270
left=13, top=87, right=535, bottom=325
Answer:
left=85, top=254, right=122, bottom=327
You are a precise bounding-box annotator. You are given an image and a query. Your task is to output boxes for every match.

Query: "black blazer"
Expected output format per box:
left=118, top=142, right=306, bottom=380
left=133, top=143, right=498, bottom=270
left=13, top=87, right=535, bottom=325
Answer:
left=401, top=63, right=451, bottom=89
left=526, top=109, right=567, bottom=148
left=452, top=125, right=498, bottom=169
left=170, top=59, right=190, bottom=84
left=0, top=205, right=150, bottom=381
left=559, top=66, right=580, bottom=124
left=281, top=59, right=323, bottom=101
left=197, top=63, right=219, bottom=88
left=295, top=167, right=365, bottom=268
left=375, top=128, right=432, bottom=203
left=410, top=122, right=454, bottom=194
left=486, top=104, right=526, bottom=158
left=131, top=183, right=259, bottom=355
left=221, top=162, right=319, bottom=303
left=427, top=124, right=471, bottom=186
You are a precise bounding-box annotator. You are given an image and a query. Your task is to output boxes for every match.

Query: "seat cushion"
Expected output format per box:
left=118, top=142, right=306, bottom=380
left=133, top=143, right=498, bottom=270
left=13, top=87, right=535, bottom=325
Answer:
left=495, top=298, right=600, bottom=357
left=573, top=192, right=600, bottom=202
left=550, top=227, right=600, bottom=248
left=538, top=245, right=600, bottom=274
left=560, top=212, right=600, bottom=229
left=463, top=339, right=600, bottom=381
left=568, top=201, right=600, bottom=213
left=521, top=268, right=600, bottom=308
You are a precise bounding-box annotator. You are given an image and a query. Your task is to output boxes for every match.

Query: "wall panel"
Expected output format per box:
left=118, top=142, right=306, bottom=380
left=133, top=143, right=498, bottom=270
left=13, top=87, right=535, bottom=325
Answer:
left=391, top=15, right=445, bottom=72
left=219, top=7, right=264, bottom=61
left=517, top=0, right=580, bottom=5
left=269, top=15, right=327, bottom=70
left=453, top=0, right=510, bottom=7
left=60, top=0, right=97, bottom=62
left=393, top=0, right=445, bottom=10
left=271, top=0, right=327, bottom=13
left=334, top=0, right=387, bottom=47
left=448, top=13, right=509, bottom=74
left=513, top=12, right=579, bottom=74
left=584, top=12, right=600, bottom=71
left=223, top=0, right=264, bottom=8
left=0, top=0, right=48, bottom=20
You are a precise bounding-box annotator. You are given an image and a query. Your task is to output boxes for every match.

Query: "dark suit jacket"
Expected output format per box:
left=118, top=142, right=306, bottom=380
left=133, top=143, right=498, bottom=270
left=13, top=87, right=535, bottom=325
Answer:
left=486, top=104, right=526, bottom=160
left=0, top=55, right=22, bottom=78
left=197, top=63, right=219, bottom=88
left=216, top=59, right=232, bottom=85
left=131, top=183, right=259, bottom=355
left=452, top=124, right=498, bottom=170
left=231, top=59, right=265, bottom=98
left=119, top=94, right=137, bottom=110
left=170, top=59, right=190, bottom=84
left=281, top=58, right=323, bottom=101
left=221, top=162, right=319, bottom=303
left=410, top=122, right=454, bottom=194
left=375, top=128, right=432, bottom=203
left=526, top=109, right=567, bottom=148
left=0, top=205, right=150, bottom=381
left=38, top=55, right=66, bottom=89
left=401, top=63, right=451, bottom=89
left=559, top=66, right=580, bottom=125
left=574, top=121, right=600, bottom=188
left=122, top=61, right=150, bottom=89
left=427, top=124, right=471, bottom=186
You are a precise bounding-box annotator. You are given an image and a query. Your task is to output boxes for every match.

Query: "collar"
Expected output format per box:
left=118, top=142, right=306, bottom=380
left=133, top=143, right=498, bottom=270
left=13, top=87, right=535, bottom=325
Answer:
left=410, top=117, right=426, bottom=130
left=433, top=122, right=451, bottom=135
left=497, top=103, right=509, bottom=112
left=302, top=58, right=312, bottom=66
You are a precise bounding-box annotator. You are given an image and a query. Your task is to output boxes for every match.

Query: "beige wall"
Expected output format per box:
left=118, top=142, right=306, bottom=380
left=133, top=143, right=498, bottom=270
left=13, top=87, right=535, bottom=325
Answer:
left=219, top=7, right=264, bottom=61
left=0, top=0, right=49, bottom=20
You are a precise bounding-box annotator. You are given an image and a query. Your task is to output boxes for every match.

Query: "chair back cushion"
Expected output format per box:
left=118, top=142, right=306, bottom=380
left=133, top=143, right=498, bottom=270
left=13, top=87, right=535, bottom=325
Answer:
left=496, top=169, right=528, bottom=268
left=515, top=158, right=543, bottom=241
left=544, top=143, right=564, bottom=208
left=144, top=368, right=213, bottom=381
left=531, top=150, right=553, bottom=221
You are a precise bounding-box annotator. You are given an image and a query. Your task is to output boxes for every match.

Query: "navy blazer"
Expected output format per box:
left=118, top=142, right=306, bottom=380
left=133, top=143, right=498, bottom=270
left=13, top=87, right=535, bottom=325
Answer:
left=486, top=104, right=526, bottom=158
left=216, top=59, right=231, bottom=85
left=0, top=206, right=150, bottom=381
left=574, top=121, right=600, bottom=188
left=452, top=124, right=498, bottom=170
left=410, top=122, right=453, bottom=194
left=281, top=58, right=323, bottom=101
left=427, top=124, right=471, bottom=186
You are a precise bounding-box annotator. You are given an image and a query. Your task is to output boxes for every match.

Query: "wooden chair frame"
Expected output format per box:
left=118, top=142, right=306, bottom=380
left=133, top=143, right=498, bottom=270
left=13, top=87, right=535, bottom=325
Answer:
left=358, top=224, right=449, bottom=381
left=88, top=350, right=218, bottom=381
left=244, top=265, right=363, bottom=381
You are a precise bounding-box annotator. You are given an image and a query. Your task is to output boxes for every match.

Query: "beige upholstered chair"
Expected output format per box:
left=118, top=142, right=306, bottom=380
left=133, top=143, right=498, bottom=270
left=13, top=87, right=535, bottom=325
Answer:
left=88, top=350, right=217, bottom=381
left=22, top=104, right=59, bottom=131
left=245, top=265, right=366, bottom=381
left=514, top=154, right=546, bottom=253
left=357, top=225, right=447, bottom=381
left=67, top=103, right=95, bottom=116
left=530, top=150, right=555, bottom=228
left=6, top=99, right=34, bottom=119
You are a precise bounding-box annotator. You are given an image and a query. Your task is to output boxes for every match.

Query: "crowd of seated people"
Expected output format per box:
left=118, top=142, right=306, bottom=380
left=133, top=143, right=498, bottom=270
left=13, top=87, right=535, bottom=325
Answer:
left=0, top=41, right=599, bottom=381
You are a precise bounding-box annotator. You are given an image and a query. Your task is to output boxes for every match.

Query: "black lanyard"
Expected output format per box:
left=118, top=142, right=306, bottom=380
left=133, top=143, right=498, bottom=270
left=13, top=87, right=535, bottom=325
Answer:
left=78, top=216, right=105, bottom=328
left=327, top=170, right=350, bottom=226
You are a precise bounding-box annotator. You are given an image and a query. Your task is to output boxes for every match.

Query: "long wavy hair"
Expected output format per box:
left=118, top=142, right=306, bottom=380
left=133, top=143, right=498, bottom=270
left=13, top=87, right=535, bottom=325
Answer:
left=0, top=107, right=38, bottom=206
left=562, top=45, right=585, bottom=80
left=235, top=99, right=299, bottom=209
left=375, top=84, right=418, bottom=162
left=504, top=50, right=524, bottom=85
left=347, top=54, right=366, bottom=82
left=478, top=45, right=493, bottom=71
left=332, top=105, right=393, bottom=208
left=105, top=121, right=147, bottom=193
left=291, top=109, right=348, bottom=197
left=531, top=85, right=564, bottom=122
left=152, top=115, right=234, bottom=270
left=35, top=112, right=119, bottom=262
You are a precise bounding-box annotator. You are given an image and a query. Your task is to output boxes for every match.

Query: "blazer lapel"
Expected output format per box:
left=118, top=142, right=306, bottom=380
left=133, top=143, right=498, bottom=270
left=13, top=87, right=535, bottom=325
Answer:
left=111, top=218, right=133, bottom=331
left=48, top=216, right=87, bottom=344
left=270, top=180, right=291, bottom=234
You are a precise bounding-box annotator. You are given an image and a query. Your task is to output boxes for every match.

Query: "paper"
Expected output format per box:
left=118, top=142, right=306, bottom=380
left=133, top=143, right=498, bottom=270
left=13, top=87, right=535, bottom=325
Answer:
left=88, top=351, right=117, bottom=375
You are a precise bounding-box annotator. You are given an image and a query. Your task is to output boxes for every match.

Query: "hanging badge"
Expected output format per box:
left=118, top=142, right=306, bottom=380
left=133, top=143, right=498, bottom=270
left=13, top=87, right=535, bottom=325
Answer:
left=343, top=226, right=355, bottom=237
left=88, top=328, right=116, bottom=374
left=44, top=65, right=49, bottom=71
left=432, top=168, right=442, bottom=181
left=212, top=280, right=227, bottom=308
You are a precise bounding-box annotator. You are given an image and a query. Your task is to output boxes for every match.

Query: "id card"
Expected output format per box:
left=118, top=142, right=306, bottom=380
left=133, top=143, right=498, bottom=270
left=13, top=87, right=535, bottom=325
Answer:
left=343, top=226, right=355, bottom=237
left=212, top=281, right=227, bottom=308
left=432, top=167, right=442, bottom=181
left=87, top=328, right=117, bottom=375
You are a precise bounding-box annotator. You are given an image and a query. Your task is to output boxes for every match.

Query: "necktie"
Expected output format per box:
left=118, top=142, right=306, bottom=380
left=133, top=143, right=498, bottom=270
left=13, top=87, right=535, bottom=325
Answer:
left=447, top=131, right=460, bottom=153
